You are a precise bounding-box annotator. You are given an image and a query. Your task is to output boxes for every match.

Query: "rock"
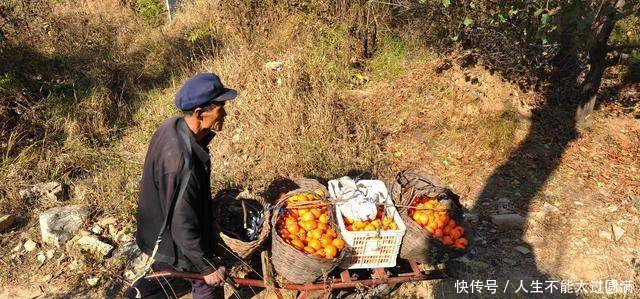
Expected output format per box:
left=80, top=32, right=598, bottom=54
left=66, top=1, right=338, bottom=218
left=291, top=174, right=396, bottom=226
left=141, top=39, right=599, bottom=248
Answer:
left=113, top=242, right=149, bottom=280
left=463, top=212, right=479, bottom=223
left=542, top=202, right=560, bottom=214
left=514, top=246, right=530, bottom=255
left=612, top=225, right=624, bottom=241
left=115, top=227, right=134, bottom=243
left=46, top=249, right=55, bottom=259
left=24, top=239, right=38, bottom=252
left=491, top=214, right=525, bottom=230
left=76, top=235, right=113, bottom=259
left=87, top=277, right=99, bottom=286
left=264, top=61, right=284, bottom=71
left=502, top=258, right=517, bottom=266
left=39, top=205, right=89, bottom=246
left=37, top=251, right=46, bottom=265
left=0, top=214, right=16, bottom=232
left=19, top=181, right=67, bottom=202
left=90, top=225, right=104, bottom=235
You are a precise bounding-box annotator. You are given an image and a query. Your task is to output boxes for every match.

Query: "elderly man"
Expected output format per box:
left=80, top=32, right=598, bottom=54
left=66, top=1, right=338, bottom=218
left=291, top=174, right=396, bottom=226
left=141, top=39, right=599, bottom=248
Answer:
left=128, top=73, right=236, bottom=299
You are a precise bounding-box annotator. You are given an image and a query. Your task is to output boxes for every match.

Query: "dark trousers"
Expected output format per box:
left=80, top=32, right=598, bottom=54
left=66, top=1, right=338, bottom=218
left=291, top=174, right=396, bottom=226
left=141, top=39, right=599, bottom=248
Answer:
left=124, top=261, right=223, bottom=299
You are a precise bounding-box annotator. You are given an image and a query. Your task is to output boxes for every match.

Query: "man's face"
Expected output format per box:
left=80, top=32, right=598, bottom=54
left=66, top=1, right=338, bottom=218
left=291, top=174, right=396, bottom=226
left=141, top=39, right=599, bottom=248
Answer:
left=199, top=102, right=226, bottom=132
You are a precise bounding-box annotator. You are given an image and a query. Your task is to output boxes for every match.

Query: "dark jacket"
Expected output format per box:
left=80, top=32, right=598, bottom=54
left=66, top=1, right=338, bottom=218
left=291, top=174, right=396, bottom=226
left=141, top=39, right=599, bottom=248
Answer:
left=135, top=116, right=219, bottom=275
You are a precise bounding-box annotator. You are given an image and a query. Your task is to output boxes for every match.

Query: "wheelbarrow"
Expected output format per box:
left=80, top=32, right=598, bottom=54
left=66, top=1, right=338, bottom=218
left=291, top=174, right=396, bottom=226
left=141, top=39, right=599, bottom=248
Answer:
left=146, top=256, right=448, bottom=299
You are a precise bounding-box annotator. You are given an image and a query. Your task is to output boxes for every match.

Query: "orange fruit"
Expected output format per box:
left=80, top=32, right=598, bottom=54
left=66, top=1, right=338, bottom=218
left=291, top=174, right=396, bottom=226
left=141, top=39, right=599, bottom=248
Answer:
left=299, top=220, right=317, bottom=231
left=286, top=223, right=300, bottom=235
left=346, top=225, right=353, bottom=231
left=344, top=217, right=355, bottom=224
left=450, top=228, right=461, bottom=240
left=326, top=228, right=337, bottom=237
left=300, top=212, right=315, bottom=222
left=285, top=217, right=297, bottom=226
left=352, top=221, right=365, bottom=230
left=416, top=213, right=429, bottom=226
left=291, top=239, right=304, bottom=250
left=320, top=235, right=334, bottom=247
left=324, top=245, right=338, bottom=259
left=442, top=236, right=453, bottom=245
left=304, top=246, right=315, bottom=254
left=447, top=219, right=456, bottom=228
left=389, top=222, right=398, bottom=230
left=317, top=222, right=328, bottom=231
left=309, top=229, right=323, bottom=240
left=434, top=228, right=443, bottom=238
left=318, top=214, right=330, bottom=224
left=454, top=226, right=464, bottom=235
left=297, top=229, right=307, bottom=241
left=364, top=224, right=376, bottom=231
left=382, top=216, right=393, bottom=226
left=443, top=225, right=453, bottom=235
left=315, top=248, right=326, bottom=258
left=308, top=239, right=322, bottom=251
left=332, top=238, right=345, bottom=250
left=310, top=208, right=322, bottom=218
left=371, top=219, right=381, bottom=228
left=454, top=237, right=468, bottom=249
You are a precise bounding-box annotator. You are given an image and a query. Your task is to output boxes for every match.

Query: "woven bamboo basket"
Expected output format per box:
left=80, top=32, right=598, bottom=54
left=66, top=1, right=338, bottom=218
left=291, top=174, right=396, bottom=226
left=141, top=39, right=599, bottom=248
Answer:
left=270, top=178, right=346, bottom=284
left=212, top=190, right=271, bottom=261
left=389, top=169, right=469, bottom=264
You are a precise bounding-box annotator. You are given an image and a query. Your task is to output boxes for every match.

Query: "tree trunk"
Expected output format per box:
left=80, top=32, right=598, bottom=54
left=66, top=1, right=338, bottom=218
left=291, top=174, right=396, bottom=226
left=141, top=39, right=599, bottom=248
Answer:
left=575, top=0, right=625, bottom=122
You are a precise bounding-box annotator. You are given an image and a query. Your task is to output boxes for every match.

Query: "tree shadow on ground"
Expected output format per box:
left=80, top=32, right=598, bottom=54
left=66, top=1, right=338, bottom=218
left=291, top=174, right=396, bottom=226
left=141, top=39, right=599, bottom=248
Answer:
left=426, top=30, right=598, bottom=299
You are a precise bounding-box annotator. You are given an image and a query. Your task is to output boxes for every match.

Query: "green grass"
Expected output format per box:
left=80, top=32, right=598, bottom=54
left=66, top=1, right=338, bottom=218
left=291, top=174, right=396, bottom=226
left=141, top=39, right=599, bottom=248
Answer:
left=369, top=35, right=408, bottom=82
left=136, top=0, right=165, bottom=24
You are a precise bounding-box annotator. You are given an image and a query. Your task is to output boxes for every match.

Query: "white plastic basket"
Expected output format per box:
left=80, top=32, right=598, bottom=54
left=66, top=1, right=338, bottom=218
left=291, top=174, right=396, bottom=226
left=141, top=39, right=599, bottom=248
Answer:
left=329, top=179, right=406, bottom=269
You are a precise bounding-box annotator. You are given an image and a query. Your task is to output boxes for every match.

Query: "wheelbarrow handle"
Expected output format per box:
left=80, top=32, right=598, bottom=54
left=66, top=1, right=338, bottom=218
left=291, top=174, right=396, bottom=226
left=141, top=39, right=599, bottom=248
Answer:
left=146, top=270, right=243, bottom=291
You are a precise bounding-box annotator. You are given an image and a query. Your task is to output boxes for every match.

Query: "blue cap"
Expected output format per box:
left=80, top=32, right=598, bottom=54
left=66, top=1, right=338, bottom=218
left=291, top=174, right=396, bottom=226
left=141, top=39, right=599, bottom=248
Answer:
left=175, top=73, right=237, bottom=111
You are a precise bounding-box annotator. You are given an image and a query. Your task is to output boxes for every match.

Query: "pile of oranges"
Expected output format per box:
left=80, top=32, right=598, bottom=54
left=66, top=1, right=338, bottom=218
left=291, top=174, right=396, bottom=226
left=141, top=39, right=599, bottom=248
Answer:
left=276, top=192, right=345, bottom=259
left=408, top=196, right=468, bottom=250
left=343, top=208, right=399, bottom=231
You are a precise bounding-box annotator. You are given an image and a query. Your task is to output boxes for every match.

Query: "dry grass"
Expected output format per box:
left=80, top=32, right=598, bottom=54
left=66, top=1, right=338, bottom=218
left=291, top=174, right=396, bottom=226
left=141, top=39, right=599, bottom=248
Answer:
left=0, top=0, right=385, bottom=221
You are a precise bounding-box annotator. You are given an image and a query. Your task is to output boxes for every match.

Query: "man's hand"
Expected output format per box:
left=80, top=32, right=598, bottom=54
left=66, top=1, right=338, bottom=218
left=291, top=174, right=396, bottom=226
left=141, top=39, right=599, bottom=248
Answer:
left=203, top=266, right=226, bottom=287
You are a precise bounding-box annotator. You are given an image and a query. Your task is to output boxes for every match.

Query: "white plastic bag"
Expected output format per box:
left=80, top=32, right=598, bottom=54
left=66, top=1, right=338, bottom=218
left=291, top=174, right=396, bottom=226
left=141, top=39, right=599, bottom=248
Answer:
left=329, top=177, right=385, bottom=221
